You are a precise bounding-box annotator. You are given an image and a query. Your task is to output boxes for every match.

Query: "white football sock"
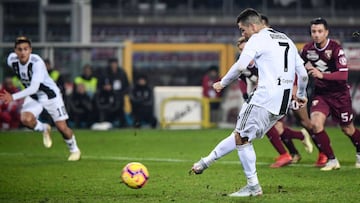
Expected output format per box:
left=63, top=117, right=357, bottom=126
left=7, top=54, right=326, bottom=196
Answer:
left=236, top=142, right=259, bottom=186
left=34, top=120, right=45, bottom=132
left=65, top=135, right=80, bottom=153
left=203, top=132, right=236, bottom=167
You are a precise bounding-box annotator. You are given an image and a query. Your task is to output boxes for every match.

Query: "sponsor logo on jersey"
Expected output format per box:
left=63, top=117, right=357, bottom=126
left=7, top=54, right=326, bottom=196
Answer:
left=306, top=50, right=319, bottom=61
left=338, top=49, right=345, bottom=56
left=339, top=56, right=347, bottom=66
left=276, top=77, right=293, bottom=86
left=325, top=50, right=332, bottom=59
left=281, top=78, right=293, bottom=84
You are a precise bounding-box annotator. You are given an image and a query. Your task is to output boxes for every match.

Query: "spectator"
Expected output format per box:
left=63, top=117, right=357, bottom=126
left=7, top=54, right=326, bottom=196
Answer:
left=11, top=75, right=23, bottom=91
left=67, top=83, right=94, bottom=128
left=130, top=75, right=157, bottom=128
left=94, top=79, right=121, bottom=125
left=0, top=77, right=22, bottom=129
left=202, top=65, right=222, bottom=123
left=97, top=58, right=129, bottom=127
left=74, top=64, right=98, bottom=99
left=40, top=59, right=66, bottom=125
left=44, top=59, right=65, bottom=96
left=219, top=81, right=243, bottom=125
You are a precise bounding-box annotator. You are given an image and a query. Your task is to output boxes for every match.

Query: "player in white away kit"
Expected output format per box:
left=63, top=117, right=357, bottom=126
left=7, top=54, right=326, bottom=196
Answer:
left=0, top=36, right=81, bottom=161
left=189, top=9, right=308, bottom=197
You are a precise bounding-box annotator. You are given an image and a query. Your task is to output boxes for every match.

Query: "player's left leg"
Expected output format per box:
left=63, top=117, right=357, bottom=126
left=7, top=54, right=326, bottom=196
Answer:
left=44, top=96, right=81, bottom=161
left=229, top=133, right=262, bottom=197
left=280, top=124, right=313, bottom=154
left=340, top=123, right=360, bottom=168
left=332, top=91, right=360, bottom=168
left=310, top=96, right=339, bottom=170
left=293, top=106, right=325, bottom=165
left=266, top=124, right=293, bottom=168
left=229, top=104, right=281, bottom=197
left=310, top=111, right=340, bottom=171
left=54, top=120, right=81, bottom=161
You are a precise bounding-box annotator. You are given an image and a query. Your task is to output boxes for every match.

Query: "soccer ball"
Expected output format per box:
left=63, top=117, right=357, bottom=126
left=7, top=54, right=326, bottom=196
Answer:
left=121, top=162, right=149, bottom=189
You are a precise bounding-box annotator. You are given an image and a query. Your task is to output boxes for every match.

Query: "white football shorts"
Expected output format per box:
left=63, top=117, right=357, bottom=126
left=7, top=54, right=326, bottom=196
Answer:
left=21, top=96, right=69, bottom=122
left=235, top=102, right=284, bottom=141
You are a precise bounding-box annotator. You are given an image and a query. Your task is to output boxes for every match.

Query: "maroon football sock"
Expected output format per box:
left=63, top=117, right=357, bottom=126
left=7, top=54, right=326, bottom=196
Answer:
left=310, top=131, right=322, bottom=152
left=281, top=127, right=304, bottom=140
left=266, top=127, right=287, bottom=155
left=306, top=129, right=322, bottom=152
left=314, top=130, right=335, bottom=159
left=349, top=128, right=360, bottom=153
left=280, top=127, right=300, bottom=155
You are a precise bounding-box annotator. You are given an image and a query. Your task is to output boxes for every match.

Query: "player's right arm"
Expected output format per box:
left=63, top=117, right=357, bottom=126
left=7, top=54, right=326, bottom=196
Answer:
left=294, top=53, right=309, bottom=107
left=214, top=50, right=254, bottom=93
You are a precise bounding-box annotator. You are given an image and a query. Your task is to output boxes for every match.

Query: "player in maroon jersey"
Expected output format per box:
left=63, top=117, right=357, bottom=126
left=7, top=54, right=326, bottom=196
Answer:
left=301, top=17, right=360, bottom=170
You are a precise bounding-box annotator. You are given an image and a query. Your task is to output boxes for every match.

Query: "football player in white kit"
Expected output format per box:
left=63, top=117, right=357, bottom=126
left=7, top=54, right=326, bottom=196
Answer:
left=0, top=36, right=81, bottom=161
left=190, top=9, right=308, bottom=197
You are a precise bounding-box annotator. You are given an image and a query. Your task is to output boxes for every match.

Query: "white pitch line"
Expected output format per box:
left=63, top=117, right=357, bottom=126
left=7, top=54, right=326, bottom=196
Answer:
left=0, top=152, right=356, bottom=169
left=83, top=155, right=316, bottom=167
left=84, top=155, right=190, bottom=163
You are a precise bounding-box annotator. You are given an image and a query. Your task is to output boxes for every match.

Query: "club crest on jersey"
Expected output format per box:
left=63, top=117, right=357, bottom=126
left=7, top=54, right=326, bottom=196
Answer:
left=306, top=50, right=319, bottom=61
left=325, top=50, right=332, bottom=59
left=312, top=100, right=319, bottom=106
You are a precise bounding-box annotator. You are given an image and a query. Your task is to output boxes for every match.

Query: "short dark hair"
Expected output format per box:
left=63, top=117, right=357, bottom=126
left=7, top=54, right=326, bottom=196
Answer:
left=260, top=14, right=269, bottom=26
left=135, top=74, right=147, bottom=81
left=14, top=36, right=32, bottom=48
left=310, top=17, right=328, bottom=30
left=44, top=58, right=51, bottom=65
left=208, top=65, right=218, bottom=72
left=236, top=8, right=261, bottom=26
left=108, top=58, right=118, bottom=64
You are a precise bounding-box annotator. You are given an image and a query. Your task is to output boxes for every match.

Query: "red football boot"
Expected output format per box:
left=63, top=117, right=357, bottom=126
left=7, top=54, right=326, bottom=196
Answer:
left=270, top=153, right=292, bottom=168
left=314, top=152, right=328, bottom=167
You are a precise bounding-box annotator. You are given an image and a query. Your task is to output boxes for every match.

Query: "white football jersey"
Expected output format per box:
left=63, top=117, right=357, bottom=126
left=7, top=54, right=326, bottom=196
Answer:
left=221, top=28, right=307, bottom=115
left=7, top=53, right=61, bottom=101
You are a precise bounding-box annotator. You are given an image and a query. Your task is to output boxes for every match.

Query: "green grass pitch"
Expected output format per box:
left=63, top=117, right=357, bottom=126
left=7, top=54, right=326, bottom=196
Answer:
left=1, top=127, right=360, bottom=203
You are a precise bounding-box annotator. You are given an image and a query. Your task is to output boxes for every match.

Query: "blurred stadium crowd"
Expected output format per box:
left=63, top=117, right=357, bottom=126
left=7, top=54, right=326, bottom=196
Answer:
left=2, top=0, right=360, bottom=43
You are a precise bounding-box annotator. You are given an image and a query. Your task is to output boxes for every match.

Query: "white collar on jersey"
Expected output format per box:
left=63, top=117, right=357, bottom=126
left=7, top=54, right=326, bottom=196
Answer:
left=314, top=38, right=330, bottom=51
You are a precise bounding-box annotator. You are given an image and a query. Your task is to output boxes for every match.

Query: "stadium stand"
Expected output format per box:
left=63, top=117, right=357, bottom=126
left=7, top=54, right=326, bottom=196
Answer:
left=2, top=0, right=360, bottom=43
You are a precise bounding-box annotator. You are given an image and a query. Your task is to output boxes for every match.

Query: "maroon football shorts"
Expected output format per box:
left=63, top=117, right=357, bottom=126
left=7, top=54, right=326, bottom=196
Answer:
left=311, top=90, right=354, bottom=126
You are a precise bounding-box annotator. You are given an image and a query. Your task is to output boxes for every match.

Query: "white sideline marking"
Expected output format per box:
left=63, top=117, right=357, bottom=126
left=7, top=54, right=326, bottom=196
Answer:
left=0, top=152, right=309, bottom=167
left=0, top=152, right=355, bottom=169
left=83, top=155, right=316, bottom=168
